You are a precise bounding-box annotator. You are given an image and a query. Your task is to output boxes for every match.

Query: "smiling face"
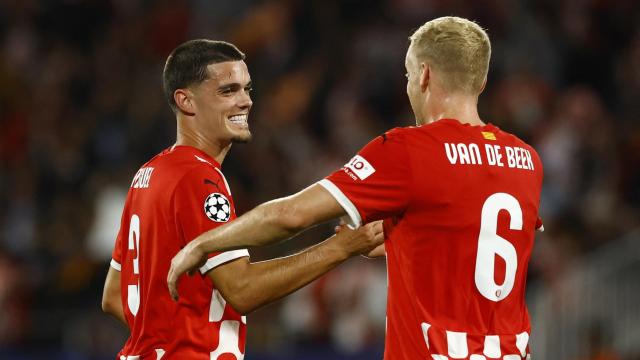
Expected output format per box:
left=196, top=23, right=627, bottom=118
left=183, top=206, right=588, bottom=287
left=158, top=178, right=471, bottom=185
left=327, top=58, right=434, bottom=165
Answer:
left=190, top=60, right=253, bottom=144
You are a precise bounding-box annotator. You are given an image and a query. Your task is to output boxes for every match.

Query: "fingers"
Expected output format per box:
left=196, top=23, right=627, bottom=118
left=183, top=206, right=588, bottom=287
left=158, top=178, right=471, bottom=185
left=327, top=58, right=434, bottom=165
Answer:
left=167, top=265, right=179, bottom=301
left=363, top=243, right=386, bottom=259
left=371, top=220, right=384, bottom=235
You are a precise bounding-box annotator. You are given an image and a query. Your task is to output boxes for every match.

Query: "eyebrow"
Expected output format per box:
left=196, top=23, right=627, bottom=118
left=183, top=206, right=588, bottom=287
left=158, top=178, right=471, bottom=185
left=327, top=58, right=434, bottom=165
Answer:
left=217, top=81, right=252, bottom=91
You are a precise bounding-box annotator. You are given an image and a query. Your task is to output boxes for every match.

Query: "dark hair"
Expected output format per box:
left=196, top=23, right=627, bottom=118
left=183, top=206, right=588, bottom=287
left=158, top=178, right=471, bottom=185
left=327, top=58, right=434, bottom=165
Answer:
left=162, top=39, right=246, bottom=112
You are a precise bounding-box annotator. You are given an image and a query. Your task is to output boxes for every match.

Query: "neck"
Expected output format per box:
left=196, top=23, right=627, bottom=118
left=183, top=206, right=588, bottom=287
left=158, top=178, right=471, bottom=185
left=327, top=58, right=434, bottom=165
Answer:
left=175, top=118, right=231, bottom=165
left=418, top=90, right=484, bottom=127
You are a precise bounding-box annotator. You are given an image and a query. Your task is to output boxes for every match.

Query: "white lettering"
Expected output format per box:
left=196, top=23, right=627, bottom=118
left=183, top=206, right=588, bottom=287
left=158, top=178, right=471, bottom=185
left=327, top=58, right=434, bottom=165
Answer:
left=505, top=147, right=516, bottom=168
left=131, top=167, right=154, bottom=189
left=524, top=149, right=534, bottom=170
left=494, top=145, right=504, bottom=166
left=445, top=143, right=458, bottom=164
left=514, top=148, right=522, bottom=169
left=469, top=143, right=483, bottom=165
left=457, top=143, right=471, bottom=164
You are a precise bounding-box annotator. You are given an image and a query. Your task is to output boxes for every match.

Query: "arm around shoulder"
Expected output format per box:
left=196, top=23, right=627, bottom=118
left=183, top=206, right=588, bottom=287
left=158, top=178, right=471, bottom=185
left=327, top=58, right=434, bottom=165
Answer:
left=206, top=221, right=383, bottom=315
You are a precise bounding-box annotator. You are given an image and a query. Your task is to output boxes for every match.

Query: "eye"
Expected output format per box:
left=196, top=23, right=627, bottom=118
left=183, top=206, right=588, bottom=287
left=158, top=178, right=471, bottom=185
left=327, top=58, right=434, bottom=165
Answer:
left=405, top=73, right=409, bottom=79
left=244, top=86, right=253, bottom=94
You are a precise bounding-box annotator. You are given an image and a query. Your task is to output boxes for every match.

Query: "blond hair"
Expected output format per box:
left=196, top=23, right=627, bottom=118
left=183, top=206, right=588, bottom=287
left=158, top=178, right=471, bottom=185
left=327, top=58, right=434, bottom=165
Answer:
left=409, top=16, right=491, bottom=94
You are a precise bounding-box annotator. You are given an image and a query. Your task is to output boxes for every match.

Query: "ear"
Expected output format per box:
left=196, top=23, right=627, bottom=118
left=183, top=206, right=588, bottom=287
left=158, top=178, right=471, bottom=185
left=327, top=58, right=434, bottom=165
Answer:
left=174, top=89, right=196, bottom=115
left=479, top=77, right=487, bottom=94
left=419, top=63, right=430, bottom=93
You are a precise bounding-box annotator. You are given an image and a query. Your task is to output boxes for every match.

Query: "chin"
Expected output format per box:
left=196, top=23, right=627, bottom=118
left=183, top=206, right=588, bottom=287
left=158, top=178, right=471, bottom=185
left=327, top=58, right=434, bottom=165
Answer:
left=232, top=131, right=252, bottom=144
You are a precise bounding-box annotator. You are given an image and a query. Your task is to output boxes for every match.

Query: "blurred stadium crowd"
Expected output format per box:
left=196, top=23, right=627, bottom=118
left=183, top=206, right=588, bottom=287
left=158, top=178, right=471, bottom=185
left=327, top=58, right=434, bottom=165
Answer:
left=0, top=0, right=639, bottom=359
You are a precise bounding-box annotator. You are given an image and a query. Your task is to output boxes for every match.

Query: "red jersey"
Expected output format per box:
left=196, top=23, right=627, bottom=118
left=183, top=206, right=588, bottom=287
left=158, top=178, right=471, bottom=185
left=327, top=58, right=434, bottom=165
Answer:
left=320, top=119, right=543, bottom=359
left=110, top=145, right=249, bottom=360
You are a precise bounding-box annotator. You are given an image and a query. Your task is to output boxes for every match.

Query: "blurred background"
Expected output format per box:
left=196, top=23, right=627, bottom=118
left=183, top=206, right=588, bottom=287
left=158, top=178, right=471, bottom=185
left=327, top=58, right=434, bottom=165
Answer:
left=0, top=0, right=639, bottom=359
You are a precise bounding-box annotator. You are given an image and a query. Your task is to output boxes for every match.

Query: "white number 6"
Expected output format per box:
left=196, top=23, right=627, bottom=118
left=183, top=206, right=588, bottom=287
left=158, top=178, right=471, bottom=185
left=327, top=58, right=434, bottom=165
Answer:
left=474, top=193, right=522, bottom=302
left=128, top=214, right=141, bottom=315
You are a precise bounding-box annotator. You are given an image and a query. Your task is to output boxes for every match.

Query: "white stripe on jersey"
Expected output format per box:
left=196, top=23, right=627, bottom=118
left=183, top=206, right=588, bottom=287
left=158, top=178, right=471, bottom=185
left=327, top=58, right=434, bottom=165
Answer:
left=110, top=259, right=122, bottom=271
left=446, top=331, right=468, bottom=358
left=210, top=320, right=244, bottom=359
left=421, top=321, right=530, bottom=359
left=317, top=179, right=362, bottom=229
left=214, top=168, right=232, bottom=196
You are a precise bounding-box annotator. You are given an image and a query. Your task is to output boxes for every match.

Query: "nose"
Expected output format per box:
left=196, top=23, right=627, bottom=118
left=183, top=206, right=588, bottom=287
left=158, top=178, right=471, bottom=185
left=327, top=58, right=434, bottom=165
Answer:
left=238, top=90, right=252, bottom=109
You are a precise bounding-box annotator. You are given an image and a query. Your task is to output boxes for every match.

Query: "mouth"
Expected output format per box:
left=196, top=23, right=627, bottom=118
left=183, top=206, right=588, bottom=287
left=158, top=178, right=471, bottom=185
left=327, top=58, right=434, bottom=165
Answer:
left=228, top=114, right=249, bottom=128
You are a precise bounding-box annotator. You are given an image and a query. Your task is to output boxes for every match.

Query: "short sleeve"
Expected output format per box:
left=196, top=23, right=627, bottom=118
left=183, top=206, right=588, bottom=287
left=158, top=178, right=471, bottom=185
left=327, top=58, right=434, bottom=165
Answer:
left=319, top=130, right=411, bottom=228
left=535, top=216, right=544, bottom=232
left=110, top=228, right=124, bottom=271
left=173, top=165, right=249, bottom=274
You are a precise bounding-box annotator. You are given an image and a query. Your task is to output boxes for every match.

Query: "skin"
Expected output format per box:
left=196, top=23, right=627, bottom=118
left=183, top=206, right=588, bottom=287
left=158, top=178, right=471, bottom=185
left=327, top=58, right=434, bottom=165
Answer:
left=102, top=59, right=384, bottom=320
left=102, top=266, right=127, bottom=326
left=166, top=43, right=487, bottom=299
left=405, top=43, right=485, bottom=127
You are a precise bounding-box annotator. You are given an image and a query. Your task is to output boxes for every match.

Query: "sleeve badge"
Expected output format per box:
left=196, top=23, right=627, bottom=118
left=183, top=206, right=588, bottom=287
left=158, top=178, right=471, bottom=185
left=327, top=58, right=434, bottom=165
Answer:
left=204, top=193, right=231, bottom=222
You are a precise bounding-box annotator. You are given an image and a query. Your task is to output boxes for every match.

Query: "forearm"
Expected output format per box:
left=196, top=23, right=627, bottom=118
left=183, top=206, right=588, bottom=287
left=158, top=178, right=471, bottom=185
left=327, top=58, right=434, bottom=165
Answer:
left=195, top=185, right=346, bottom=253
left=196, top=199, right=301, bottom=253
left=102, top=267, right=128, bottom=328
left=234, top=236, right=348, bottom=313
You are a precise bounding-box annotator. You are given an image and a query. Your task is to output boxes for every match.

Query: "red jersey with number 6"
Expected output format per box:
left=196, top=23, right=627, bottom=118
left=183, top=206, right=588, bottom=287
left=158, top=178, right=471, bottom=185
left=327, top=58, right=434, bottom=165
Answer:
left=319, top=119, right=543, bottom=359
left=110, top=145, right=249, bottom=359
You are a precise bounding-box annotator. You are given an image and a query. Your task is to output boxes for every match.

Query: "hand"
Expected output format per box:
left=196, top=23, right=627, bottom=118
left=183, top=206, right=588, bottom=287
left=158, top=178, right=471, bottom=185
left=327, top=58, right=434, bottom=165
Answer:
left=335, top=220, right=386, bottom=258
left=362, top=243, right=386, bottom=259
left=167, top=240, right=208, bottom=301
left=333, top=220, right=384, bottom=257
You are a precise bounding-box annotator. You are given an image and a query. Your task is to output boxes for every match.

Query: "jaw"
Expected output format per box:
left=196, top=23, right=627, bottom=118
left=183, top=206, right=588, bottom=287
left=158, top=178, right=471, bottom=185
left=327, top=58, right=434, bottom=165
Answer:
left=226, top=122, right=252, bottom=143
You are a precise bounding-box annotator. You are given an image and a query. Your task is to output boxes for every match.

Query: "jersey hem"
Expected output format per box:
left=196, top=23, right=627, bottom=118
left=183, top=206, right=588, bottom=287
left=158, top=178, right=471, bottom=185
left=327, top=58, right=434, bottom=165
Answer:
left=317, top=179, right=362, bottom=229
left=199, top=249, right=250, bottom=274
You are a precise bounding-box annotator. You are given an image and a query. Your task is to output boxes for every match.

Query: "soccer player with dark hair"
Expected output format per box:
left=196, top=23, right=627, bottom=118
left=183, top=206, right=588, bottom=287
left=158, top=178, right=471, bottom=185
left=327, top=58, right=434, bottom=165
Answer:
left=101, top=39, right=383, bottom=359
left=169, top=18, right=545, bottom=359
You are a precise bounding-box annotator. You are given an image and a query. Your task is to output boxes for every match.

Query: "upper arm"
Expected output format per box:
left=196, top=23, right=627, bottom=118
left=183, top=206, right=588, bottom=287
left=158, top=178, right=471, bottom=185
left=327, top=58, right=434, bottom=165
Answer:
left=102, top=266, right=121, bottom=310
left=276, top=183, right=348, bottom=230
left=205, top=257, right=251, bottom=298
left=320, top=130, right=412, bottom=227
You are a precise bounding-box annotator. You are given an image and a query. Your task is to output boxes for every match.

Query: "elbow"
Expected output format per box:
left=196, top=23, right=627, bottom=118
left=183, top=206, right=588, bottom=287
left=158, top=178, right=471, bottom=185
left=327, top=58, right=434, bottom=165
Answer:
left=219, top=280, right=260, bottom=315
left=101, top=296, right=112, bottom=314
left=101, top=292, right=118, bottom=315
left=228, top=297, right=256, bottom=316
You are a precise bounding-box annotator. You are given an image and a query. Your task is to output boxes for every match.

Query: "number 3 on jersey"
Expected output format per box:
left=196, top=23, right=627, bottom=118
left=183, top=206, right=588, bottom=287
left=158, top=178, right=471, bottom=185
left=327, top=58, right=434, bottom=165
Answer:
left=474, top=193, right=522, bottom=302
left=128, top=214, right=141, bottom=315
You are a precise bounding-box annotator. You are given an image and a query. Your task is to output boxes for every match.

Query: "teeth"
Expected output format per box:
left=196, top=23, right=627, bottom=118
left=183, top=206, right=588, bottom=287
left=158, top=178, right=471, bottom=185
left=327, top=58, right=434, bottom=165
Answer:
left=229, top=114, right=247, bottom=123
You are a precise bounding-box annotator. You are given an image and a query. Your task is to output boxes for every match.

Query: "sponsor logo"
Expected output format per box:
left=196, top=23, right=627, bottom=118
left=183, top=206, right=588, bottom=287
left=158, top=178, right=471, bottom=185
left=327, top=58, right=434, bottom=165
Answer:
left=344, top=155, right=375, bottom=180
left=204, top=193, right=231, bottom=222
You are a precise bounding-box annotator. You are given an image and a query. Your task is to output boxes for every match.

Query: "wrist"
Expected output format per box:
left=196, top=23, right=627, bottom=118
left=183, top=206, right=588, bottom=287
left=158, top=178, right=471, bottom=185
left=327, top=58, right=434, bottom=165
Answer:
left=325, top=235, right=351, bottom=262
left=192, top=238, right=207, bottom=258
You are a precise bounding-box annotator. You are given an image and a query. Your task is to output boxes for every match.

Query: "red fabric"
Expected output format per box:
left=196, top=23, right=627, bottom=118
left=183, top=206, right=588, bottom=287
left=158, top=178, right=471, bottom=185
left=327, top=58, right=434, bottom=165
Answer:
left=326, top=119, right=543, bottom=359
left=112, top=146, right=247, bottom=359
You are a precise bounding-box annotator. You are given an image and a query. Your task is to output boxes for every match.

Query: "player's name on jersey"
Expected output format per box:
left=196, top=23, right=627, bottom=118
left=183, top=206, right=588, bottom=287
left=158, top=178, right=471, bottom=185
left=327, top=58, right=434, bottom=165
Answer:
left=131, top=167, right=154, bottom=189
left=444, top=143, right=534, bottom=170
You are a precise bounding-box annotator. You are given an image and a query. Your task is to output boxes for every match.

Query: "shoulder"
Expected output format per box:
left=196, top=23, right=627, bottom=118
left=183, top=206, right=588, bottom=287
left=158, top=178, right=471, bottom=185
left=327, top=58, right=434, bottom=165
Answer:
left=151, top=149, right=227, bottom=192
left=498, top=129, right=540, bottom=157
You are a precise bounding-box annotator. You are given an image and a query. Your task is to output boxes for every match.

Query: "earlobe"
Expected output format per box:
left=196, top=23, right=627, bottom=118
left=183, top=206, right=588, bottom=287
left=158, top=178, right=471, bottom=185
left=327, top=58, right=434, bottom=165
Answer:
left=420, top=63, right=430, bottom=92
left=479, top=77, right=487, bottom=93
left=175, top=89, right=195, bottom=115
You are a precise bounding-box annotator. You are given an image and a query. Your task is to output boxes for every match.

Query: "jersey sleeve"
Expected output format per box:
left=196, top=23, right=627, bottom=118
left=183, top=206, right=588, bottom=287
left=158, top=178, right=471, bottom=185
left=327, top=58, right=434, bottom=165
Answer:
left=319, top=129, right=412, bottom=228
left=173, top=165, right=249, bottom=275
left=110, top=227, right=124, bottom=271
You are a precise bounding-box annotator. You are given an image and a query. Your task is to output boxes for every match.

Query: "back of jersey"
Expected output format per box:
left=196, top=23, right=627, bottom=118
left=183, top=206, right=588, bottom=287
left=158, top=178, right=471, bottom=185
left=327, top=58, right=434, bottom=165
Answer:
left=321, top=119, right=543, bottom=359
left=389, top=120, right=542, bottom=358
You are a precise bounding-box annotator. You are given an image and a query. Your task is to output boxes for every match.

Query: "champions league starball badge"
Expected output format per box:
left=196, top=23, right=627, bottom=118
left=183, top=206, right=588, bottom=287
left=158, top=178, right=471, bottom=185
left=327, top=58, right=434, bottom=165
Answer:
left=204, top=193, right=231, bottom=222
